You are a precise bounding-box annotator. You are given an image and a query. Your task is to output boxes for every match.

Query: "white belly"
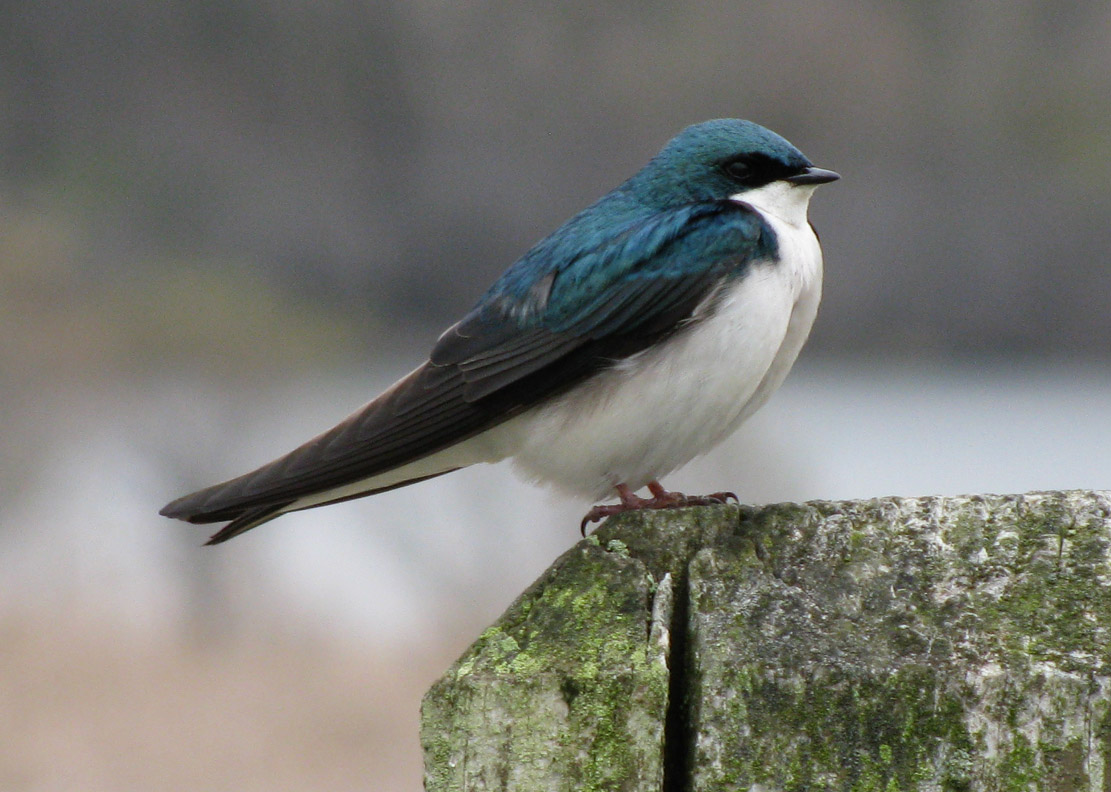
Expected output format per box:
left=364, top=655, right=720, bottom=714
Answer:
left=493, top=214, right=823, bottom=499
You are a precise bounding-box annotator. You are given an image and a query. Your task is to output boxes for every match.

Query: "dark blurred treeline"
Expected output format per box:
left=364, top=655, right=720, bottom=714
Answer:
left=3, top=0, right=1110, bottom=385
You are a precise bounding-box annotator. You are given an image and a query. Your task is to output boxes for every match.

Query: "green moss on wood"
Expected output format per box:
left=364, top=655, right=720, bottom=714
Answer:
left=422, top=491, right=1111, bottom=791
left=422, top=536, right=671, bottom=792
left=686, top=491, right=1111, bottom=791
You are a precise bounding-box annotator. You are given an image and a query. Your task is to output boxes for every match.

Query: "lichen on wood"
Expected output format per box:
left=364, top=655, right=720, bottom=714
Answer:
left=687, top=492, right=1111, bottom=792
left=421, top=535, right=672, bottom=792
left=421, top=491, right=1111, bottom=791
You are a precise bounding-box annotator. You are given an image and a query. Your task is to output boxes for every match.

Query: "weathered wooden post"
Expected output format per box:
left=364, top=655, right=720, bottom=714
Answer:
left=422, top=490, right=1111, bottom=791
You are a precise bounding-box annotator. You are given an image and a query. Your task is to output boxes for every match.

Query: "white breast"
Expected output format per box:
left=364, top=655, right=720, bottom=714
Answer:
left=491, top=183, right=824, bottom=500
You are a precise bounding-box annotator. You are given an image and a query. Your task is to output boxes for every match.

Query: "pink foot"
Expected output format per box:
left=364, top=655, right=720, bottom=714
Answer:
left=580, top=481, right=738, bottom=535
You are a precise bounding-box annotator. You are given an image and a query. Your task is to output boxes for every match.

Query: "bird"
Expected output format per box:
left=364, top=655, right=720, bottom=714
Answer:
left=160, top=119, right=839, bottom=544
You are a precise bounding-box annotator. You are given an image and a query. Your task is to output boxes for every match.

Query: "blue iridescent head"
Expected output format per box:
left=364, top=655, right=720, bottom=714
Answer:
left=625, top=119, right=834, bottom=207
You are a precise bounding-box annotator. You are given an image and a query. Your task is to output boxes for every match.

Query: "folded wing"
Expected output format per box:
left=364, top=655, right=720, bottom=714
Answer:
left=161, top=200, right=771, bottom=542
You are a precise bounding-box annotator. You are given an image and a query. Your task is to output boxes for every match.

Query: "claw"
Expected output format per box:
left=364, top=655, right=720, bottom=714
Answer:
left=699, top=491, right=739, bottom=505
left=581, top=504, right=628, bottom=536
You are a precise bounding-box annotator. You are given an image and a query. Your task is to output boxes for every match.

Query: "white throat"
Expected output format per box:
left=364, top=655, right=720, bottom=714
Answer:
left=730, top=181, right=818, bottom=228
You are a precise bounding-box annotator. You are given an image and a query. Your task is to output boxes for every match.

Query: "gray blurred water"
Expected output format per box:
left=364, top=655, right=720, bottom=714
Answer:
left=5, top=359, right=1109, bottom=644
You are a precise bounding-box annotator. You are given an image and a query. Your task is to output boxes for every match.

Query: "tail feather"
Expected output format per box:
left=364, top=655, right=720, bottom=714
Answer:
left=162, top=466, right=463, bottom=544
left=204, top=503, right=293, bottom=545
left=160, top=361, right=495, bottom=543
left=159, top=486, right=267, bottom=525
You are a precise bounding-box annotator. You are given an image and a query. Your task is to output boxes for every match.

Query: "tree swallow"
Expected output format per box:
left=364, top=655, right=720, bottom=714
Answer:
left=161, top=119, right=838, bottom=544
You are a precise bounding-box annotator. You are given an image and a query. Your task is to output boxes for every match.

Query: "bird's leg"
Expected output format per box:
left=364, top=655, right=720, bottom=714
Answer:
left=580, top=484, right=648, bottom=535
left=647, top=480, right=739, bottom=508
left=644, top=482, right=737, bottom=506
left=645, top=480, right=684, bottom=506
left=580, top=481, right=739, bottom=535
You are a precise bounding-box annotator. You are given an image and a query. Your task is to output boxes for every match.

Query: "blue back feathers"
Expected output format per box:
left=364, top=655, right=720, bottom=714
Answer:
left=436, top=120, right=805, bottom=359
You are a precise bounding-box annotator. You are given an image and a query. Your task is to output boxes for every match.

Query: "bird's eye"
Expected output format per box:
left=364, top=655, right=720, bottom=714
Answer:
left=723, top=160, right=751, bottom=180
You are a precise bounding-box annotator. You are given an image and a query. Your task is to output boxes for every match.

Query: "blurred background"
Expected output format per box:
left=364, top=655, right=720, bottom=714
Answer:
left=3, top=1, right=1110, bottom=789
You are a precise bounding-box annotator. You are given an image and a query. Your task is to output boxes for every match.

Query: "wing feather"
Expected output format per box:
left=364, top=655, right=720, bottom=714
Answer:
left=161, top=200, right=773, bottom=532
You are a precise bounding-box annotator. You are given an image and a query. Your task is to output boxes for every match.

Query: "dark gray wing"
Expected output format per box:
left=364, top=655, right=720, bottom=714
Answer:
left=161, top=201, right=771, bottom=541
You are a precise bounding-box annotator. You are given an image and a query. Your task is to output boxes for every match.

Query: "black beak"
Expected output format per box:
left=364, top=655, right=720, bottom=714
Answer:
left=787, top=166, right=840, bottom=185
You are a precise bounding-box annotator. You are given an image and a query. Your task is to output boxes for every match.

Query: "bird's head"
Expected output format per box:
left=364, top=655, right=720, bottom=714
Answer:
left=625, top=119, right=839, bottom=224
